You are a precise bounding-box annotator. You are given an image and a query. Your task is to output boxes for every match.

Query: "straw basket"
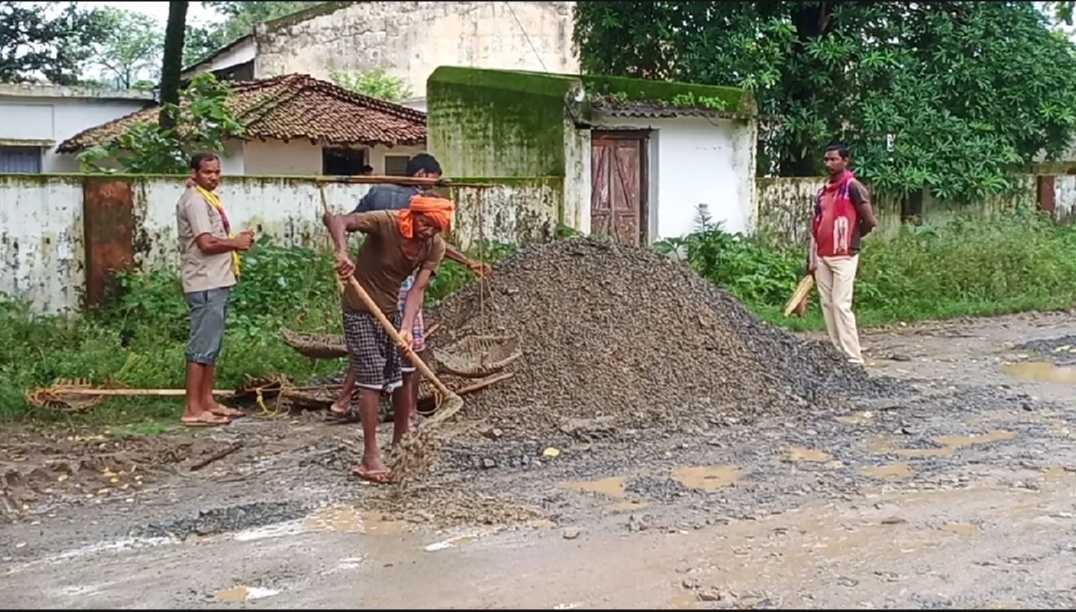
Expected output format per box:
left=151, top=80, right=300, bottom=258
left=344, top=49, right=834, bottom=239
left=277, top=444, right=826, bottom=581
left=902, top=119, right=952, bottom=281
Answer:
left=432, top=334, right=522, bottom=379
left=280, top=328, right=347, bottom=360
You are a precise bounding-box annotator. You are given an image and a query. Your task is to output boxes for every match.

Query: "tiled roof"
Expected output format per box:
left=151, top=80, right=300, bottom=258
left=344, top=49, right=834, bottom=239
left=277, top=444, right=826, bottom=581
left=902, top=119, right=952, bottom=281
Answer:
left=57, top=74, right=427, bottom=153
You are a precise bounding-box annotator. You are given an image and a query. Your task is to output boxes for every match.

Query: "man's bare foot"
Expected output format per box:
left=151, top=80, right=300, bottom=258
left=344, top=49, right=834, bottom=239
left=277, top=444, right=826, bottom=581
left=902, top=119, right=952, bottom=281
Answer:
left=208, top=402, right=245, bottom=418
left=351, top=458, right=392, bottom=484
left=330, top=398, right=349, bottom=416
left=409, top=410, right=423, bottom=432
left=181, top=411, right=230, bottom=427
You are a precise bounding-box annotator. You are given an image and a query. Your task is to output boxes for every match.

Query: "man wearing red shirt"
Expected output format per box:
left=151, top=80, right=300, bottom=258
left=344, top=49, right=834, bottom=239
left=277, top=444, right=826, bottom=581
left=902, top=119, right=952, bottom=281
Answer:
left=805, top=143, right=877, bottom=365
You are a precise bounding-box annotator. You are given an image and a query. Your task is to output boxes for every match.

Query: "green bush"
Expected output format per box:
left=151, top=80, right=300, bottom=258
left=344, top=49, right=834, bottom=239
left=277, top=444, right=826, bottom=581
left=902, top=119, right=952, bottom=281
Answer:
left=654, top=204, right=1076, bottom=330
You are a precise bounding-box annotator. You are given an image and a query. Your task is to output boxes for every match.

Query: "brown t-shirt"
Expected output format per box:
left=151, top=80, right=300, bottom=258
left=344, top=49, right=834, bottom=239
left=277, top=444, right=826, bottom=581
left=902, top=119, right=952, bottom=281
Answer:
left=176, top=188, right=236, bottom=294
left=345, top=210, right=446, bottom=314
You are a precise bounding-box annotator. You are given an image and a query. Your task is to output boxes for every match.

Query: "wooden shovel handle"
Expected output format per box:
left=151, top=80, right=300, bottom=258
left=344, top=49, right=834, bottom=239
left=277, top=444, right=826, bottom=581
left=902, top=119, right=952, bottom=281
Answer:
left=342, top=274, right=455, bottom=399
left=318, top=185, right=345, bottom=294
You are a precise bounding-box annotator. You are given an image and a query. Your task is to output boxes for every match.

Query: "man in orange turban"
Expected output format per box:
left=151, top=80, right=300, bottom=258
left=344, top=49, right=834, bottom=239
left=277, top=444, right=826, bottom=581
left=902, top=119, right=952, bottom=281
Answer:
left=323, top=194, right=455, bottom=484
left=329, top=154, right=488, bottom=429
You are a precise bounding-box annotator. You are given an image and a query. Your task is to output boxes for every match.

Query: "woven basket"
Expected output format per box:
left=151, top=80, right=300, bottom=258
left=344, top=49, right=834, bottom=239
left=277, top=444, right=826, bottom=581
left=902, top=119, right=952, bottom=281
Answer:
left=283, top=387, right=337, bottom=411
left=433, top=334, right=522, bottom=378
left=280, top=328, right=347, bottom=360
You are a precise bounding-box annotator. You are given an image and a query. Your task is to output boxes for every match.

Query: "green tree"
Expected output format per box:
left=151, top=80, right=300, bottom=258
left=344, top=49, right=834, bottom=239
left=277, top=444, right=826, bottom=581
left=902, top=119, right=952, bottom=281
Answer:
left=90, top=8, right=163, bottom=89
left=574, top=1, right=1076, bottom=202
left=1053, top=2, right=1075, bottom=25
left=182, top=2, right=322, bottom=69
left=0, top=2, right=108, bottom=85
left=328, top=68, right=413, bottom=102
left=183, top=24, right=226, bottom=67
left=205, top=2, right=319, bottom=45
left=78, top=73, right=243, bottom=174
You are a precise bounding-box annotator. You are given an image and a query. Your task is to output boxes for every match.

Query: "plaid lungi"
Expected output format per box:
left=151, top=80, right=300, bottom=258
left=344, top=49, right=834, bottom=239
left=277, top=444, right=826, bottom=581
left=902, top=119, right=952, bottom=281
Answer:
left=398, top=273, right=426, bottom=352
left=342, top=309, right=416, bottom=394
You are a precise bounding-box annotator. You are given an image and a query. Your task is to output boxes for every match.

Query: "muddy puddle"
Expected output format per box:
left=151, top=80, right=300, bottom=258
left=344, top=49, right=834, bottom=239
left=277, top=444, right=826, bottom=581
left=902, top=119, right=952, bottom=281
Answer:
left=1003, top=361, right=1076, bottom=384
left=214, top=585, right=280, bottom=603
left=302, top=505, right=408, bottom=536
left=861, top=462, right=914, bottom=480
left=670, top=465, right=743, bottom=491
left=561, top=475, right=643, bottom=510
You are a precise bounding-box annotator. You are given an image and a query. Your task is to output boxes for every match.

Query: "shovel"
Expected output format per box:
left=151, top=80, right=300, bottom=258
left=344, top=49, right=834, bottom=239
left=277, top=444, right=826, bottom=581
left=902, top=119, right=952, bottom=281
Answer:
left=783, top=274, right=815, bottom=317
left=317, top=184, right=464, bottom=424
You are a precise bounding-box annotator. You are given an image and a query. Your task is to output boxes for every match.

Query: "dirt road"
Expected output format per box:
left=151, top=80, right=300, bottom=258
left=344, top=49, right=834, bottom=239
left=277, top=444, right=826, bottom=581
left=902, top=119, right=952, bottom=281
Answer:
left=4, top=311, right=1076, bottom=609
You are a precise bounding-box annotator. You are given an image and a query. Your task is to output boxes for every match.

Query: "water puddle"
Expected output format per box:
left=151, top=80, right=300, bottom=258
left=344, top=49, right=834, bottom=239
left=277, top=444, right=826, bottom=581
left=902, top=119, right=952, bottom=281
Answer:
left=788, top=447, right=831, bottom=462
left=302, top=505, right=407, bottom=536
left=561, top=476, right=628, bottom=498
left=1003, top=361, right=1076, bottom=384
left=940, top=522, right=977, bottom=535
left=861, top=462, right=913, bottom=480
left=932, top=430, right=1015, bottom=449
left=671, top=465, right=743, bottom=491
left=214, top=585, right=280, bottom=603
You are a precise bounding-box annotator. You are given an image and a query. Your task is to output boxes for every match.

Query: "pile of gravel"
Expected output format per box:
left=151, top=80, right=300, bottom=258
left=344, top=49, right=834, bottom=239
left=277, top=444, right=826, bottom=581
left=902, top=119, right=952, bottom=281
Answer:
left=429, top=237, right=906, bottom=438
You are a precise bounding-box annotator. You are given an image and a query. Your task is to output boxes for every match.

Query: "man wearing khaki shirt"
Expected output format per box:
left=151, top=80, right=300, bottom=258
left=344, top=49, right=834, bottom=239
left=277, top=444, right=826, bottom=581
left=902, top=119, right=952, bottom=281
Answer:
left=176, top=152, right=254, bottom=427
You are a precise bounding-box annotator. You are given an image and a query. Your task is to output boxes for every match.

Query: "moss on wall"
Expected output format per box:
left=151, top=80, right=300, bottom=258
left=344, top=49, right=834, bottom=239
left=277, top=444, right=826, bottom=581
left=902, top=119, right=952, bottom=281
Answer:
left=427, top=66, right=578, bottom=178
left=579, top=74, right=754, bottom=114
left=262, top=2, right=349, bottom=34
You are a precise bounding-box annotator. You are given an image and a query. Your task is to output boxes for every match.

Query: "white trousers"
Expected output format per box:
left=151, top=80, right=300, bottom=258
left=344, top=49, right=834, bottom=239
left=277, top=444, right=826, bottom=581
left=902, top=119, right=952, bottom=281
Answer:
left=815, top=255, right=863, bottom=364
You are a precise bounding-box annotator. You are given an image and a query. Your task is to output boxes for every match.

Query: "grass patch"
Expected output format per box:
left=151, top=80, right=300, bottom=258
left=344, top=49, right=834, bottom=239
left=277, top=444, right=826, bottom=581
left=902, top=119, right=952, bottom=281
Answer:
left=0, top=238, right=516, bottom=427
left=655, top=204, right=1076, bottom=331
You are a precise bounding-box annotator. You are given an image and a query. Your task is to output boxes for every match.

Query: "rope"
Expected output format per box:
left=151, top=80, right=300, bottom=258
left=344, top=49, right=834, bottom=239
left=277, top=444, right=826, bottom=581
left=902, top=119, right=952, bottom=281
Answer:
left=477, top=190, right=488, bottom=332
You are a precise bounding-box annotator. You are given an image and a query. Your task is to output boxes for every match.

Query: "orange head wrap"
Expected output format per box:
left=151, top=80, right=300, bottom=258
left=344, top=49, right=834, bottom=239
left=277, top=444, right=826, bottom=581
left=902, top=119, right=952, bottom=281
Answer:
left=397, top=194, right=455, bottom=239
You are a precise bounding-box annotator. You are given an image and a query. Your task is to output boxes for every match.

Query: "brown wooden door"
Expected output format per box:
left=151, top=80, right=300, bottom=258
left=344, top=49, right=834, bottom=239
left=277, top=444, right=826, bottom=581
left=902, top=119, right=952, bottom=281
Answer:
left=591, top=131, right=649, bottom=246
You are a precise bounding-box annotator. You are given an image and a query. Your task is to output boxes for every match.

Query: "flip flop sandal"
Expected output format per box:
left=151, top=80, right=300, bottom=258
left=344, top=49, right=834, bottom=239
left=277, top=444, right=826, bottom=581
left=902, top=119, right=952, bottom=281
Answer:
left=181, top=413, right=231, bottom=428
left=352, top=466, right=393, bottom=484
left=211, top=406, right=245, bottom=419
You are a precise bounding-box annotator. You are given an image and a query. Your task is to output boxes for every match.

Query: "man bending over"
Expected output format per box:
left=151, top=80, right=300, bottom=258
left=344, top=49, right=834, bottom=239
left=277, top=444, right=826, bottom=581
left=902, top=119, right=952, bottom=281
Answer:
left=329, top=153, right=489, bottom=426
left=323, top=194, right=454, bottom=483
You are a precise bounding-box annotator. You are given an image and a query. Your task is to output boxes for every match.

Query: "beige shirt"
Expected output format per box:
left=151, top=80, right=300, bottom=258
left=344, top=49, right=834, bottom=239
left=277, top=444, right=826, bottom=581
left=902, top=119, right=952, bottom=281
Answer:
left=346, top=210, right=446, bottom=314
left=176, top=187, right=236, bottom=294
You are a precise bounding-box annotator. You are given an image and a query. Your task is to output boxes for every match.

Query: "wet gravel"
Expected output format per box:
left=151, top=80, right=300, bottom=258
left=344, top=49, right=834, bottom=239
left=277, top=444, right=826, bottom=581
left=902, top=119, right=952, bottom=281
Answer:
left=131, top=499, right=311, bottom=540
left=430, top=237, right=909, bottom=440
left=1014, top=334, right=1076, bottom=365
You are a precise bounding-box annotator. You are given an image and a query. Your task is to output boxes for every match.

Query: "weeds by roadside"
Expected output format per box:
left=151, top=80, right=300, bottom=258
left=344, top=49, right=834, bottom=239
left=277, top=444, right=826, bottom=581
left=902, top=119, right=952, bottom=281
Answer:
left=3, top=206, right=1076, bottom=428
left=654, top=204, right=1076, bottom=331
left=0, top=239, right=516, bottom=425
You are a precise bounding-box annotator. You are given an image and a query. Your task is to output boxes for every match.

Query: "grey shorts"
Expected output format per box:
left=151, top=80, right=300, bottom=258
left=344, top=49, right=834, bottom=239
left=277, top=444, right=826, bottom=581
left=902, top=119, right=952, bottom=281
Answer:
left=185, top=287, right=231, bottom=365
left=342, top=309, right=415, bottom=394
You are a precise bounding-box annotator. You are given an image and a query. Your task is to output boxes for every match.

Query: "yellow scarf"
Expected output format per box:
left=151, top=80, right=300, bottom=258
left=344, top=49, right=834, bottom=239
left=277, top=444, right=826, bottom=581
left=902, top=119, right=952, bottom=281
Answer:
left=194, top=185, right=241, bottom=277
